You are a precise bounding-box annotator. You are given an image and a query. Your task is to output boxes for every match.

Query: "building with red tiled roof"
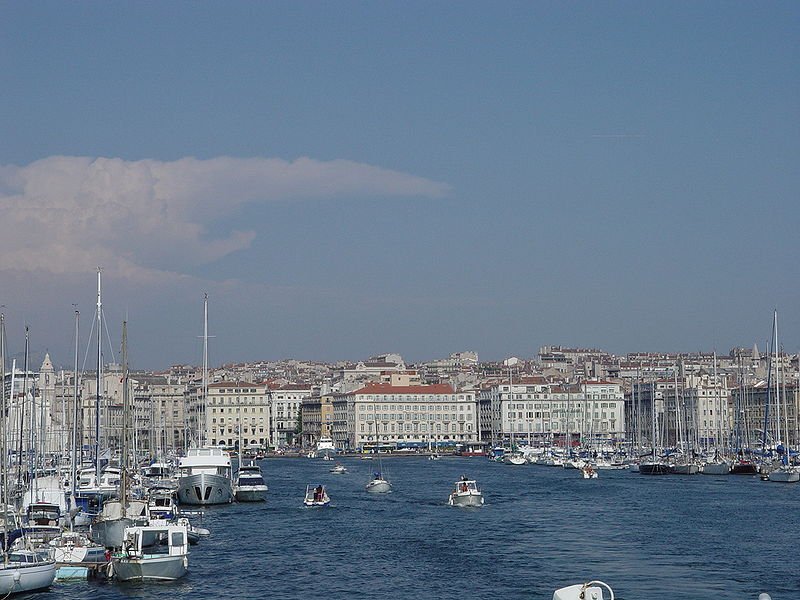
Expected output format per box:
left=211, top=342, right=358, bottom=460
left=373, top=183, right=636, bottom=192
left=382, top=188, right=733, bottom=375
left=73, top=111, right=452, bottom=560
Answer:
left=330, top=381, right=478, bottom=452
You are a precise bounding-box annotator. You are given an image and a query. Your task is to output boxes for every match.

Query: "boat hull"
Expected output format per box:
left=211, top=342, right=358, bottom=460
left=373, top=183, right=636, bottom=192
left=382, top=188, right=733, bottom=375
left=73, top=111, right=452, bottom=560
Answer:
left=52, top=543, right=108, bottom=564
left=448, top=493, right=484, bottom=508
left=111, top=554, right=188, bottom=581
left=235, top=485, right=268, bottom=502
left=639, top=462, right=673, bottom=475
left=672, top=464, right=700, bottom=475
left=0, top=561, right=57, bottom=594
left=730, top=462, right=758, bottom=475
left=91, top=518, right=137, bottom=549
left=701, top=462, right=730, bottom=475
left=177, top=473, right=233, bottom=506
left=768, top=469, right=800, bottom=483
left=365, top=479, right=392, bottom=494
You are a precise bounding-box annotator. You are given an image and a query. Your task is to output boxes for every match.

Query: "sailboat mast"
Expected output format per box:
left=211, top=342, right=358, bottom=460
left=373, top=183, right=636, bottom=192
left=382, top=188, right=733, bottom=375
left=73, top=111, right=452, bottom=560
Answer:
left=761, top=315, right=775, bottom=454
left=0, top=312, right=8, bottom=558
left=95, top=268, right=103, bottom=479
left=121, top=320, right=129, bottom=505
left=70, top=309, right=79, bottom=530
left=774, top=312, right=782, bottom=455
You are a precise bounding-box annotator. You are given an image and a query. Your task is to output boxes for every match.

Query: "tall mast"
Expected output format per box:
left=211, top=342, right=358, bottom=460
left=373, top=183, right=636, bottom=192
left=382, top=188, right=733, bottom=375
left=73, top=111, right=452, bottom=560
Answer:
left=70, top=309, right=79, bottom=530
left=200, top=293, right=209, bottom=447
left=0, top=312, right=8, bottom=558
left=95, top=268, right=103, bottom=479
left=774, top=312, right=781, bottom=454
left=121, top=320, right=129, bottom=505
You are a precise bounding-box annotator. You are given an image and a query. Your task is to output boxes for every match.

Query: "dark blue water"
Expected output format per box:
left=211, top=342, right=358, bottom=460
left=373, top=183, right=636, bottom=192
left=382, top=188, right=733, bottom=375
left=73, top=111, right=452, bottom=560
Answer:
left=40, top=457, right=799, bottom=599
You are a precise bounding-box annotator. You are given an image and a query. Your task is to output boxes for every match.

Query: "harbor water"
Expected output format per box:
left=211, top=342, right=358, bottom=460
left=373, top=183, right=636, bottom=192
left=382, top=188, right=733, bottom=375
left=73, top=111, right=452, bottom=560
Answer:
left=39, top=457, right=798, bottom=599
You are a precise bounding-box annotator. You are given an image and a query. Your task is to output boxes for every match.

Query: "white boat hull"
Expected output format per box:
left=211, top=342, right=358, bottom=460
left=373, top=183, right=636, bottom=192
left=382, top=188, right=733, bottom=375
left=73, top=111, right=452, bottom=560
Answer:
left=768, top=468, right=800, bottom=483
left=52, top=543, right=107, bottom=564
left=701, top=462, right=730, bottom=475
left=365, top=479, right=392, bottom=494
left=673, top=464, right=700, bottom=475
left=111, top=554, right=188, bottom=581
left=177, top=473, right=233, bottom=505
left=235, top=485, right=268, bottom=502
left=0, top=561, right=57, bottom=594
left=91, top=517, right=138, bottom=549
left=448, top=492, right=484, bottom=507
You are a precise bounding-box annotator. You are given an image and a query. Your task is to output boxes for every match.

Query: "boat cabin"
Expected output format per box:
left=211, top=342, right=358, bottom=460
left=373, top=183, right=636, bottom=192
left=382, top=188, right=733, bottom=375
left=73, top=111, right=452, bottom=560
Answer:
left=121, top=525, right=189, bottom=559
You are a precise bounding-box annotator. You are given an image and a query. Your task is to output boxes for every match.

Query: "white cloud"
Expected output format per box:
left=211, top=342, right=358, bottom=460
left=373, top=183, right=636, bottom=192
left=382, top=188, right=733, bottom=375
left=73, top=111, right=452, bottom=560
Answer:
left=0, top=155, right=450, bottom=280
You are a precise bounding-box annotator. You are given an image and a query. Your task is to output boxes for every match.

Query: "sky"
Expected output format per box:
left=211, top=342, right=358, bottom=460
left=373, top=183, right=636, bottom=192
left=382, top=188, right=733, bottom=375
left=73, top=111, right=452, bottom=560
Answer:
left=1, top=2, right=798, bottom=371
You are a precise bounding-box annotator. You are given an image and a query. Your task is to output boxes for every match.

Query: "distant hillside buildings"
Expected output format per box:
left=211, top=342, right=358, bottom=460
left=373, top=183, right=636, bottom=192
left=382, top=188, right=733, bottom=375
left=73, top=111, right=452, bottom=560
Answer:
left=3, top=345, right=798, bottom=457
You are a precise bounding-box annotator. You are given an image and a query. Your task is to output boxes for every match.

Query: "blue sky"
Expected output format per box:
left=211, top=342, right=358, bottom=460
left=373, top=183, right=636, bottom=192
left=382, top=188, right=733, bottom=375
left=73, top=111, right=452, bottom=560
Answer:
left=1, top=2, right=798, bottom=370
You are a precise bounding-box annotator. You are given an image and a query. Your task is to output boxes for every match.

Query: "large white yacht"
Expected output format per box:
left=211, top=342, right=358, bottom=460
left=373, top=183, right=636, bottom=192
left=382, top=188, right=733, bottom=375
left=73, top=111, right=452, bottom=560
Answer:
left=177, top=447, right=234, bottom=506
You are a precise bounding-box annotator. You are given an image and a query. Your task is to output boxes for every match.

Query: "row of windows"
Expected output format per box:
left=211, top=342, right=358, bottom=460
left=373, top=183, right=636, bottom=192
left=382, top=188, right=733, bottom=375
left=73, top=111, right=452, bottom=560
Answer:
left=359, top=404, right=471, bottom=412
left=507, top=402, right=620, bottom=410
left=508, top=409, right=618, bottom=418
left=363, top=395, right=470, bottom=402
left=359, top=422, right=472, bottom=433
left=358, top=412, right=472, bottom=423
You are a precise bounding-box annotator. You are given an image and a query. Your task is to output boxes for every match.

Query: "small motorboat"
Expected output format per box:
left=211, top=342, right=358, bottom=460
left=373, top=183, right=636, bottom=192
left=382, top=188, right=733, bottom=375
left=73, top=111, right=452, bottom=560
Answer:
left=553, top=580, right=615, bottom=600
left=581, top=465, right=598, bottom=479
left=447, top=476, right=484, bottom=508
left=329, top=463, right=347, bottom=474
left=304, top=485, right=330, bottom=507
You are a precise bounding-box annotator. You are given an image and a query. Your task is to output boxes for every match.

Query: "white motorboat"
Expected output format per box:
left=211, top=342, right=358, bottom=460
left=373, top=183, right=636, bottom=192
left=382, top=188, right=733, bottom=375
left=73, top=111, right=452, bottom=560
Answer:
left=304, top=485, right=330, bottom=507
left=77, top=467, right=121, bottom=499
left=581, top=465, right=598, bottom=479
left=329, top=463, right=347, bottom=474
left=19, top=502, right=63, bottom=547
left=553, top=580, right=615, bottom=600
left=110, top=524, right=189, bottom=581
left=177, top=447, right=234, bottom=506
left=448, top=476, right=484, bottom=508
left=0, top=550, right=57, bottom=595
left=316, top=436, right=337, bottom=460
left=234, top=463, right=269, bottom=502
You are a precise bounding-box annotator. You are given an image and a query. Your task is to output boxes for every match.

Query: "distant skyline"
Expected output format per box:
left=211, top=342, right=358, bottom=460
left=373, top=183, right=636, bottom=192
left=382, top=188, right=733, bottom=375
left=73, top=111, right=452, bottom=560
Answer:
left=1, top=2, right=798, bottom=370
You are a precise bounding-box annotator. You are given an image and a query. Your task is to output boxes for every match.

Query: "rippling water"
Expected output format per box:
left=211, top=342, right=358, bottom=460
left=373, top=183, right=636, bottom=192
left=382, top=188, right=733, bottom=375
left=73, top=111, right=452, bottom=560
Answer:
left=35, top=457, right=799, bottom=599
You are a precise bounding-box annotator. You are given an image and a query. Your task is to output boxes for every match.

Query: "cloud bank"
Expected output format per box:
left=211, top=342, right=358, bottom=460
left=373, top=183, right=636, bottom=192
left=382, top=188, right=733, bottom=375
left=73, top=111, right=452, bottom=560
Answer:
left=0, top=156, right=450, bottom=282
